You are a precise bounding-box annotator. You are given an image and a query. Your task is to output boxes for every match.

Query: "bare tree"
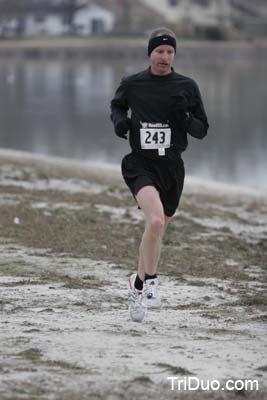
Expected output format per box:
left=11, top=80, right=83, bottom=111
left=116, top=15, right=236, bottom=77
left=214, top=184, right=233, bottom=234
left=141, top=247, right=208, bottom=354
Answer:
left=61, top=0, right=78, bottom=33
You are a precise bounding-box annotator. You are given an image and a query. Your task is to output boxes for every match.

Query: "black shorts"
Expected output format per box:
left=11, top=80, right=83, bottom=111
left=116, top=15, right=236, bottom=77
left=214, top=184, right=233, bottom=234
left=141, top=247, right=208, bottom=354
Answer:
left=121, top=152, right=185, bottom=217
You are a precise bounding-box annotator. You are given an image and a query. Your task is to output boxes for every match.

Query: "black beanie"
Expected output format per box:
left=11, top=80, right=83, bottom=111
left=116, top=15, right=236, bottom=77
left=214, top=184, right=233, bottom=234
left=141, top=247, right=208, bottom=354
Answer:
left=148, top=34, right=176, bottom=56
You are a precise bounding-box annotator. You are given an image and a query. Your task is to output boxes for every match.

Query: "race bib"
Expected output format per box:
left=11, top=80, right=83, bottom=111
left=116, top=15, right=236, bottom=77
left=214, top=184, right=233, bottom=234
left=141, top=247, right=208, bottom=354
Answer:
left=140, top=123, right=171, bottom=153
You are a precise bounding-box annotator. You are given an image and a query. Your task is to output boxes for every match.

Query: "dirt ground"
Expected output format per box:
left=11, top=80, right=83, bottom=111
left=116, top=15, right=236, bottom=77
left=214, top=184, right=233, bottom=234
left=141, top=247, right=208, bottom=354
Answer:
left=0, top=149, right=266, bottom=400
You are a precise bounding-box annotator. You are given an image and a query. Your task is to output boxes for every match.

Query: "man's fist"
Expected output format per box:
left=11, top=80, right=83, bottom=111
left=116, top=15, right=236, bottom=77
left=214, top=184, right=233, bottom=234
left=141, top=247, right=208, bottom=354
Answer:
left=169, top=93, right=192, bottom=130
left=115, top=118, right=131, bottom=139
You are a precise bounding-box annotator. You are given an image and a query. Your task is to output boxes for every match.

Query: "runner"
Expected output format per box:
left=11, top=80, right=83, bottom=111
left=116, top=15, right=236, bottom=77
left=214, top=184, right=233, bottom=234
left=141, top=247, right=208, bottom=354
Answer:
left=110, top=27, right=209, bottom=322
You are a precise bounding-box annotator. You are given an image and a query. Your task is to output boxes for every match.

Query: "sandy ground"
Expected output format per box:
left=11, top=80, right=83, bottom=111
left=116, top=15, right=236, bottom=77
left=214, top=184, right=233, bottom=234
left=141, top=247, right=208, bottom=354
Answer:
left=0, top=149, right=266, bottom=400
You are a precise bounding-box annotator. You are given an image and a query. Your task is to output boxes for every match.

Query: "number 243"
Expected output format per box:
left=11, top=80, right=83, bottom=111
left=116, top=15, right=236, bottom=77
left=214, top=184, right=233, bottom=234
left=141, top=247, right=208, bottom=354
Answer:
left=144, top=130, right=165, bottom=144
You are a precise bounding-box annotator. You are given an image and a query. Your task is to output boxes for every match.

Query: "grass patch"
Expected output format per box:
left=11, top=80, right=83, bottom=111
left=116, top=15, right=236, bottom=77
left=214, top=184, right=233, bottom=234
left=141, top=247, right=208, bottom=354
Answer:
left=168, top=302, right=204, bottom=310
left=256, top=365, right=267, bottom=372
left=132, top=376, right=153, bottom=384
left=61, top=274, right=104, bottom=289
left=240, top=292, right=267, bottom=307
left=17, top=349, right=86, bottom=372
left=207, top=328, right=247, bottom=336
left=201, top=313, right=220, bottom=320
left=0, top=262, right=35, bottom=277
left=46, top=360, right=84, bottom=371
left=154, top=363, right=192, bottom=375
left=251, top=314, right=267, bottom=322
left=186, top=280, right=208, bottom=287
left=18, top=348, right=43, bottom=361
left=1, top=279, right=42, bottom=287
left=0, top=260, right=106, bottom=289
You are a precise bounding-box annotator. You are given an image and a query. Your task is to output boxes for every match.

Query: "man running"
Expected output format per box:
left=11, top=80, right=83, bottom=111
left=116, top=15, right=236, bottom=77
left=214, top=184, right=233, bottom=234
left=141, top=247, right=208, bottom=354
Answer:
left=110, top=27, right=209, bottom=322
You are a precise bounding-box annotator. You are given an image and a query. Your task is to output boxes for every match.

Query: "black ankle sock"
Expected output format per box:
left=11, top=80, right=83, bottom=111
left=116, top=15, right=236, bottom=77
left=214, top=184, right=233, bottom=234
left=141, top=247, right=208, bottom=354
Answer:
left=134, top=274, right=143, bottom=291
left=145, top=273, right=157, bottom=281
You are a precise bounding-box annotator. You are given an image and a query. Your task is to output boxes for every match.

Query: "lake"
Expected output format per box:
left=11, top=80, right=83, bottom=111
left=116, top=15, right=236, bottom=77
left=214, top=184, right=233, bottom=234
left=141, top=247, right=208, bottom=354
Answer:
left=0, top=57, right=266, bottom=189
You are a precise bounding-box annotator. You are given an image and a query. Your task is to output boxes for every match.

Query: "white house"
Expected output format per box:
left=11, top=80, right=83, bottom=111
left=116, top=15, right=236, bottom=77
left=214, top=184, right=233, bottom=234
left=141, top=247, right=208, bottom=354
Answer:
left=73, top=4, right=114, bottom=35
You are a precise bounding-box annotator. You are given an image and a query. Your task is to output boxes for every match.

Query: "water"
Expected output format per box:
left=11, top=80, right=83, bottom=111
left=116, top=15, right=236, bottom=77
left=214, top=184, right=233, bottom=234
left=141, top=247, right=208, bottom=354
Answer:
left=0, top=57, right=266, bottom=189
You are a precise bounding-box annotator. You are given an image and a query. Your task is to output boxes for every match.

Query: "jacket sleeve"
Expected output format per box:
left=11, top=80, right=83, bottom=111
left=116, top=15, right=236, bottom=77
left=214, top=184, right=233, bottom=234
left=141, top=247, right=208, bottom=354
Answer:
left=110, top=78, right=129, bottom=130
left=187, top=82, right=209, bottom=139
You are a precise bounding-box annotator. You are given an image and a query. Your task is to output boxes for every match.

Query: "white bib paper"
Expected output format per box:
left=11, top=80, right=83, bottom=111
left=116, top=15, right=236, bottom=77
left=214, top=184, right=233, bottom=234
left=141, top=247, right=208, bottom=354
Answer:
left=140, top=127, right=171, bottom=150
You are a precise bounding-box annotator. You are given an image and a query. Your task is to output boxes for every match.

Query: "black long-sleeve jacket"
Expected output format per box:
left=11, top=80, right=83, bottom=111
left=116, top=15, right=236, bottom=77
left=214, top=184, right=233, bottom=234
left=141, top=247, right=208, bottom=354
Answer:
left=111, top=68, right=209, bottom=161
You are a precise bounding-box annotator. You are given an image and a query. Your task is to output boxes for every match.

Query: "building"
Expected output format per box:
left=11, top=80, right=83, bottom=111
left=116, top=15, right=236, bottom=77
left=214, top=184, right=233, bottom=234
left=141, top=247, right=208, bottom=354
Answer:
left=0, top=1, right=114, bottom=37
left=139, top=0, right=231, bottom=37
left=73, top=4, right=114, bottom=35
left=139, top=0, right=267, bottom=38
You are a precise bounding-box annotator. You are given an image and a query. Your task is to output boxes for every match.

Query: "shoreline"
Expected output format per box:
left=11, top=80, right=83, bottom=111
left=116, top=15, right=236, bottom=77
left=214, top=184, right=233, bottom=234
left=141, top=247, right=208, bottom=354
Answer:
left=0, top=147, right=266, bottom=200
left=1, top=37, right=267, bottom=62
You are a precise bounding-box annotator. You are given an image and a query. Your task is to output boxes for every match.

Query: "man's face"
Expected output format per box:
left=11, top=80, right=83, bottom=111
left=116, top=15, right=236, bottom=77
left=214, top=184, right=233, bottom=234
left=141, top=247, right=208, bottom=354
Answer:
left=150, top=44, right=175, bottom=76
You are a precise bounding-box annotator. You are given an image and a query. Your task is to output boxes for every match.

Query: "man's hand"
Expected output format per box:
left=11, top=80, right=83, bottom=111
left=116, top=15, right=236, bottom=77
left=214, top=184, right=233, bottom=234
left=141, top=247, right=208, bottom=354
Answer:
left=170, top=93, right=192, bottom=129
left=115, top=118, right=131, bottom=139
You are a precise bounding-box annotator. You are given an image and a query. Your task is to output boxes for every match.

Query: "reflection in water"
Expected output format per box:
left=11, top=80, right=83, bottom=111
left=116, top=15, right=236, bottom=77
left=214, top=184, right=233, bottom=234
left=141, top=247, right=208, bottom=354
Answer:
left=0, top=58, right=266, bottom=189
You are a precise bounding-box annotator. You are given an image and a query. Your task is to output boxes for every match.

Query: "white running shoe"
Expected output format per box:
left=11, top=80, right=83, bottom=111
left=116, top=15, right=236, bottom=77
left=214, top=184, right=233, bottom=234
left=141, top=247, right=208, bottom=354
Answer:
left=144, top=277, right=161, bottom=309
left=128, top=273, right=147, bottom=322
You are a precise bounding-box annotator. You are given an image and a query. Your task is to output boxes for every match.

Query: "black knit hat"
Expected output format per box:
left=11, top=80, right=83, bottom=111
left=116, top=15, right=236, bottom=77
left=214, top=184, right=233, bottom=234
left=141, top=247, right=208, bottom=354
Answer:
left=148, top=34, right=176, bottom=56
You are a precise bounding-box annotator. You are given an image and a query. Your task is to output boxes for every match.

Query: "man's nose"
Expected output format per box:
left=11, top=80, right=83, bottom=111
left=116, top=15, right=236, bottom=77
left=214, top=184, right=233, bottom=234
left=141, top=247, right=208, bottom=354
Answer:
left=161, top=53, right=169, bottom=62
left=160, top=52, right=168, bottom=59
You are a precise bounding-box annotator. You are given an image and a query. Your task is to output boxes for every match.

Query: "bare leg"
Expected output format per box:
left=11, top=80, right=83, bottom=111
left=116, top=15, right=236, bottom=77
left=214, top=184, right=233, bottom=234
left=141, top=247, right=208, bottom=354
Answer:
left=138, top=212, right=173, bottom=280
left=136, top=186, right=172, bottom=279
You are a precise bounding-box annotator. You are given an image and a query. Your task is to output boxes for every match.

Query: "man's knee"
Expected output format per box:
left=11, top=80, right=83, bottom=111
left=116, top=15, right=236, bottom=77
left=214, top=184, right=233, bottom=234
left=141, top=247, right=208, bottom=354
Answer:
left=147, top=214, right=165, bottom=238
